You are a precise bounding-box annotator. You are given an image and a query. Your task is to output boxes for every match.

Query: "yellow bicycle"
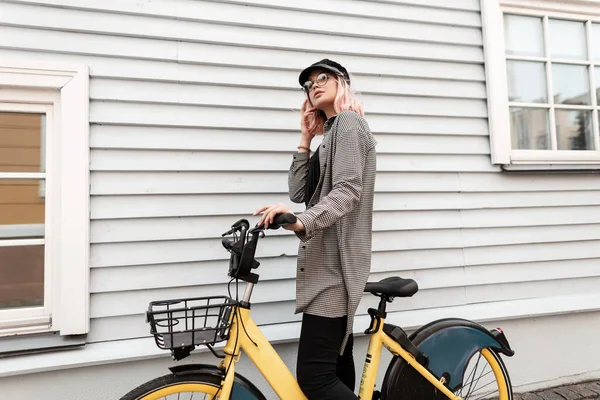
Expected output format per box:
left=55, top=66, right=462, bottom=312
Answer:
left=120, top=214, right=515, bottom=400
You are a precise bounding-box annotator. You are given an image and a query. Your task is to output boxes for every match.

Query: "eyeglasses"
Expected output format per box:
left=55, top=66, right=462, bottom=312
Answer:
left=302, top=72, right=333, bottom=93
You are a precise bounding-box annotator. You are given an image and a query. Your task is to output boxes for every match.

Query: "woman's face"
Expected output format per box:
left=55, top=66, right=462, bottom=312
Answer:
left=304, top=70, right=338, bottom=111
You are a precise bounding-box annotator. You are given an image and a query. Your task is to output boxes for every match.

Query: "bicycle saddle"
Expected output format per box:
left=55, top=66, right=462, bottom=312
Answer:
left=364, top=277, right=418, bottom=298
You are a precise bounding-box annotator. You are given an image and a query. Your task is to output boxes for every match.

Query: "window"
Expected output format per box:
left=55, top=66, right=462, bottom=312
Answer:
left=482, top=0, right=600, bottom=169
left=0, top=60, right=89, bottom=344
left=0, top=109, right=50, bottom=334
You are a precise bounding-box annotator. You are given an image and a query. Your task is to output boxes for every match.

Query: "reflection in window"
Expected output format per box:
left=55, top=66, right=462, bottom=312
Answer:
left=0, top=245, right=44, bottom=309
left=0, top=112, right=46, bottom=311
left=596, top=67, right=600, bottom=104
left=549, top=19, right=587, bottom=60
left=0, top=113, right=43, bottom=173
left=510, top=108, right=551, bottom=150
left=0, top=180, right=45, bottom=230
left=593, top=24, right=600, bottom=61
left=556, top=110, right=594, bottom=150
left=507, top=61, right=547, bottom=103
left=552, top=64, right=590, bottom=105
left=504, top=15, right=544, bottom=57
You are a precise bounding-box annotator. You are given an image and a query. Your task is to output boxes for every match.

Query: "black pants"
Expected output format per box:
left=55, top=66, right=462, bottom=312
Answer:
left=296, top=313, right=358, bottom=400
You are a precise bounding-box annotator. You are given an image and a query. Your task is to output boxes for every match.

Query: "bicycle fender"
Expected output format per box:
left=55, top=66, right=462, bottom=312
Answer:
left=382, top=318, right=514, bottom=397
left=409, top=318, right=514, bottom=357
left=413, top=321, right=512, bottom=390
left=169, top=363, right=267, bottom=400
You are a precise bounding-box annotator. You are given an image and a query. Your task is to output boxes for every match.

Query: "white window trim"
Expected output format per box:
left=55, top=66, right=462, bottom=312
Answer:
left=0, top=60, right=90, bottom=336
left=482, top=0, right=600, bottom=168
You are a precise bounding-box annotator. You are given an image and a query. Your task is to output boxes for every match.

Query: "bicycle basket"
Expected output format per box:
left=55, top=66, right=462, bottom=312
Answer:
left=146, top=295, right=237, bottom=350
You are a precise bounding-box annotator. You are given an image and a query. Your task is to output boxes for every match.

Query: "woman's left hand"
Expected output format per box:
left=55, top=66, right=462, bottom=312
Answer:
left=253, top=203, right=305, bottom=231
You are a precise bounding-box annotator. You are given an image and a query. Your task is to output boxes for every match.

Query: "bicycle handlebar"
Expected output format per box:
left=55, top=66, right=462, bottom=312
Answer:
left=221, top=213, right=297, bottom=284
left=262, top=212, right=297, bottom=230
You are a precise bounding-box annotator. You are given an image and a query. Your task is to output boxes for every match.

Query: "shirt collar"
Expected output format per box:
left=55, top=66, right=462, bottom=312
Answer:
left=324, top=114, right=338, bottom=133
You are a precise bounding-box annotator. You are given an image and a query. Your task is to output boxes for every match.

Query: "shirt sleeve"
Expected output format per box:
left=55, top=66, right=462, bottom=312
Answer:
left=295, top=118, right=367, bottom=242
left=288, top=151, right=310, bottom=204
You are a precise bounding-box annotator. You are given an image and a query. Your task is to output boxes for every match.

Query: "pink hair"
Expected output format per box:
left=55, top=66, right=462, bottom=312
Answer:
left=305, top=76, right=364, bottom=136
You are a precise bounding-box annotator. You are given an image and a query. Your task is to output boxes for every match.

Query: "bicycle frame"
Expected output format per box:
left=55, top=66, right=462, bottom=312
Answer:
left=218, top=306, right=305, bottom=400
left=366, top=322, right=462, bottom=400
left=216, top=304, right=463, bottom=400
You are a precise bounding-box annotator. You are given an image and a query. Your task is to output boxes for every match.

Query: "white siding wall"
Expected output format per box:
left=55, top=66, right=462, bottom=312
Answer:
left=1, top=0, right=600, bottom=383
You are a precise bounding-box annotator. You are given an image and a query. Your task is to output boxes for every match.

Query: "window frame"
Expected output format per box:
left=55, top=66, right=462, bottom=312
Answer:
left=482, top=0, right=600, bottom=169
left=0, top=59, right=90, bottom=337
left=0, top=102, right=54, bottom=334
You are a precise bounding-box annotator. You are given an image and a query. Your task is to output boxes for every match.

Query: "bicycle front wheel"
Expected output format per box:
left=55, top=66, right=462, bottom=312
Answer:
left=120, top=372, right=266, bottom=400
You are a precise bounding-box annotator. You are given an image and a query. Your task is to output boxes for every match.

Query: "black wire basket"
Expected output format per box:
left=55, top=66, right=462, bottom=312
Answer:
left=146, top=295, right=237, bottom=351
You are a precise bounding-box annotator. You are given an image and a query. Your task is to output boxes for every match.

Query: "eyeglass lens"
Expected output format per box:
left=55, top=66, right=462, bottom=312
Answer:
left=303, top=73, right=329, bottom=92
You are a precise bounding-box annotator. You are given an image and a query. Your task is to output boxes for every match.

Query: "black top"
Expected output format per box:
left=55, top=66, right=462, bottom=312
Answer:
left=304, top=146, right=320, bottom=207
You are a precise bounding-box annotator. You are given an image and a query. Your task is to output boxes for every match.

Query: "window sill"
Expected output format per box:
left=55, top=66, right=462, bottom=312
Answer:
left=0, top=315, right=52, bottom=337
left=0, top=331, right=85, bottom=358
left=502, top=163, right=600, bottom=172
left=1, top=293, right=600, bottom=378
left=499, top=150, right=600, bottom=172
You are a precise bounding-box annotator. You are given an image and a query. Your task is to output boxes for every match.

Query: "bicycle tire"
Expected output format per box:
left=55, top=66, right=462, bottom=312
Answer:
left=382, top=347, right=513, bottom=400
left=119, top=371, right=266, bottom=400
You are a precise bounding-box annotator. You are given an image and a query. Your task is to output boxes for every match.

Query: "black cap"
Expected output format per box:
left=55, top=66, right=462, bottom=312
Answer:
left=298, top=59, right=351, bottom=87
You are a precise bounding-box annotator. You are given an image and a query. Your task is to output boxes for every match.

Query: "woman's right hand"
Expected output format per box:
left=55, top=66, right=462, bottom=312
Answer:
left=300, top=99, right=317, bottom=142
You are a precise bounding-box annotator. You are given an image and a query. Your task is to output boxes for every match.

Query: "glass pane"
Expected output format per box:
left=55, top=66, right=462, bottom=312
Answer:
left=0, top=244, right=44, bottom=309
left=556, top=110, right=594, bottom=150
left=549, top=19, right=587, bottom=60
left=510, top=107, right=551, bottom=149
left=504, top=15, right=544, bottom=57
left=593, top=24, right=600, bottom=61
left=0, top=112, right=45, bottom=173
left=596, top=67, right=600, bottom=105
left=552, top=64, right=590, bottom=105
left=0, top=179, right=45, bottom=239
left=507, top=61, right=547, bottom=103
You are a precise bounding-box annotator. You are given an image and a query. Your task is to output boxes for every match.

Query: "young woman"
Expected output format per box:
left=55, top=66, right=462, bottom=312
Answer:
left=255, top=59, right=377, bottom=400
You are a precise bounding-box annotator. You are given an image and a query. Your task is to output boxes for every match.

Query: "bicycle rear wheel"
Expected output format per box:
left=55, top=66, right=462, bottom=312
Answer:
left=120, top=372, right=266, bottom=400
left=456, top=348, right=512, bottom=400
left=382, top=347, right=513, bottom=400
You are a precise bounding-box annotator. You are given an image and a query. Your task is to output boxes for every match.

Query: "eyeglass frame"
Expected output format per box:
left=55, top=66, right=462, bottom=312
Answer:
left=301, top=71, right=342, bottom=93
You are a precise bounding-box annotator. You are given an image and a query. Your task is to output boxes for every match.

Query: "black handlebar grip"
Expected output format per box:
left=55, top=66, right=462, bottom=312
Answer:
left=271, top=213, right=297, bottom=229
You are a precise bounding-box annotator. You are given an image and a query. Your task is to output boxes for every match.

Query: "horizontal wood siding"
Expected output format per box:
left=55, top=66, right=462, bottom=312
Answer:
left=1, top=0, right=598, bottom=345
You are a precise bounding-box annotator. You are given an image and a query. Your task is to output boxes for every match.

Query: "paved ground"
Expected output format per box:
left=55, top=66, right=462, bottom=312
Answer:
left=516, top=380, right=600, bottom=400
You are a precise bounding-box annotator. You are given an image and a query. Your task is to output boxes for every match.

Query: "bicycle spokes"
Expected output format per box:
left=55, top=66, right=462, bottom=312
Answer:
left=147, top=393, right=216, bottom=400
left=456, top=351, right=502, bottom=400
